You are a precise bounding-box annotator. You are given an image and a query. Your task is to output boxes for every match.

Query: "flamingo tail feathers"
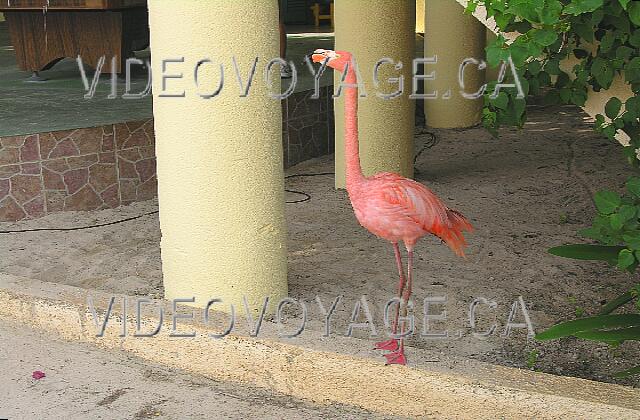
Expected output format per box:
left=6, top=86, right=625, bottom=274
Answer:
left=440, top=209, right=474, bottom=257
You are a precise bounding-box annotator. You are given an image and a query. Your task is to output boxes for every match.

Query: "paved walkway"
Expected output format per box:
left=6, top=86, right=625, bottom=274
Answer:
left=0, top=321, right=379, bottom=419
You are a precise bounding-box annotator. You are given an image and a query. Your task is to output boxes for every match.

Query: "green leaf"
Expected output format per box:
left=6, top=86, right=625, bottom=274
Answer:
left=629, top=1, right=640, bottom=26
left=564, top=0, right=604, bottom=15
left=592, top=57, right=614, bottom=88
left=546, top=58, right=561, bottom=75
left=509, top=43, right=530, bottom=67
left=619, top=0, right=632, bottom=11
left=602, top=124, right=617, bottom=139
left=623, top=231, right=640, bottom=249
left=465, top=1, right=478, bottom=13
left=610, top=14, right=631, bottom=32
left=614, top=365, right=640, bottom=377
left=507, top=0, right=539, bottom=22
left=579, top=227, right=601, bottom=240
left=538, top=71, right=552, bottom=86
left=599, top=32, right=616, bottom=52
left=529, top=41, right=545, bottom=59
left=599, top=291, right=635, bottom=315
left=490, top=92, right=509, bottom=109
left=575, top=326, right=640, bottom=341
left=482, top=109, right=497, bottom=132
left=626, top=177, right=640, bottom=197
left=572, top=89, right=588, bottom=106
left=616, top=46, right=634, bottom=60
left=605, top=97, right=622, bottom=119
left=540, top=0, right=563, bottom=25
left=573, top=23, right=595, bottom=43
left=592, top=8, right=605, bottom=25
left=494, top=13, right=515, bottom=30
left=532, top=29, right=558, bottom=46
left=529, top=78, right=541, bottom=95
left=543, top=90, right=561, bottom=105
left=596, top=66, right=613, bottom=89
left=594, top=190, right=622, bottom=214
left=630, top=31, right=640, bottom=47
left=535, top=314, right=640, bottom=340
left=528, top=60, right=542, bottom=75
left=513, top=98, right=527, bottom=121
left=611, top=213, right=625, bottom=230
left=612, top=58, right=625, bottom=72
left=625, top=96, right=640, bottom=118
left=591, top=57, right=606, bottom=77
left=556, top=72, right=570, bottom=88
left=486, top=38, right=509, bottom=67
left=547, top=244, right=625, bottom=264
left=617, top=249, right=635, bottom=269
left=619, top=204, right=637, bottom=220
left=624, top=57, right=640, bottom=83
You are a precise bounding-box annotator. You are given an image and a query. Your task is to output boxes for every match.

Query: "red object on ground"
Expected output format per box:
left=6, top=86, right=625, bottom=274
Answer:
left=32, top=370, right=45, bottom=380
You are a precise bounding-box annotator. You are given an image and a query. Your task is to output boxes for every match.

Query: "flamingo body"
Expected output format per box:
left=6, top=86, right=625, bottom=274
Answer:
left=348, top=172, right=472, bottom=254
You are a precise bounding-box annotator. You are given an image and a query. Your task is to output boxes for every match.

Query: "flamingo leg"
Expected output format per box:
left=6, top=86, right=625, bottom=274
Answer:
left=384, top=248, right=413, bottom=365
left=374, top=243, right=406, bottom=352
left=391, top=243, right=407, bottom=334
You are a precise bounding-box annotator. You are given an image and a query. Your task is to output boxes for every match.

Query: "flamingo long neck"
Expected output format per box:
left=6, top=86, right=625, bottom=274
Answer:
left=343, top=64, right=364, bottom=191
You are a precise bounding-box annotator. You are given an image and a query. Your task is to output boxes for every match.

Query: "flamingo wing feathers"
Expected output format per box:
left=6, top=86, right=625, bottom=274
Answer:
left=365, top=172, right=473, bottom=256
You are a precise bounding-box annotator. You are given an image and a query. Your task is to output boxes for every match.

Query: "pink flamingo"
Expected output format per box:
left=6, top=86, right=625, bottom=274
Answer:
left=312, top=49, right=473, bottom=365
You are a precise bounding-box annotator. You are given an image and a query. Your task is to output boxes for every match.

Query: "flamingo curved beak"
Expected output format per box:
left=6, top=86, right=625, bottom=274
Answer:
left=311, top=53, right=326, bottom=63
left=310, top=49, right=340, bottom=64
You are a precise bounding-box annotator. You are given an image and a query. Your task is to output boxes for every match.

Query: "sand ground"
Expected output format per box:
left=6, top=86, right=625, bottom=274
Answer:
left=1, top=104, right=638, bottom=387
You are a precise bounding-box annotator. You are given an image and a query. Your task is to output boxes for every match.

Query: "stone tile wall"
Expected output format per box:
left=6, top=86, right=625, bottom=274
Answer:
left=0, top=86, right=335, bottom=221
left=282, top=85, right=335, bottom=167
left=0, top=120, right=157, bottom=222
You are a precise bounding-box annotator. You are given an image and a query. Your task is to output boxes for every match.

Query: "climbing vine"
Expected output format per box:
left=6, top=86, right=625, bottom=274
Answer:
left=466, top=0, right=640, bottom=377
left=468, top=0, right=640, bottom=151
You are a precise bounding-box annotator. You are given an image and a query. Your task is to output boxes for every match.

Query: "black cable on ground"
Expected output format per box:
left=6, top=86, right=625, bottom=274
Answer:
left=0, top=211, right=160, bottom=234
left=284, top=171, right=334, bottom=203
left=414, top=129, right=439, bottom=167
left=0, top=172, right=335, bottom=234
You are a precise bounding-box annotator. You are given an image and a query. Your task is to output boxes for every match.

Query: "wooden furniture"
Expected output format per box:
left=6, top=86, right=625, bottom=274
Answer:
left=0, top=0, right=149, bottom=75
left=310, top=2, right=333, bottom=28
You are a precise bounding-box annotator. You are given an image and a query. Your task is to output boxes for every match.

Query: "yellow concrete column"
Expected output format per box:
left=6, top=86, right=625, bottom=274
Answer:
left=334, top=0, right=415, bottom=188
left=147, top=1, right=287, bottom=311
left=416, top=0, right=425, bottom=33
left=424, top=0, right=486, bottom=128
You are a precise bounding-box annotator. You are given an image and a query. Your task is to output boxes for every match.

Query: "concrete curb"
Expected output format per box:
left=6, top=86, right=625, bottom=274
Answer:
left=1, top=273, right=638, bottom=419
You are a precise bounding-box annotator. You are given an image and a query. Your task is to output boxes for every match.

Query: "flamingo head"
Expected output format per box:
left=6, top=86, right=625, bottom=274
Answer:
left=311, top=49, right=352, bottom=72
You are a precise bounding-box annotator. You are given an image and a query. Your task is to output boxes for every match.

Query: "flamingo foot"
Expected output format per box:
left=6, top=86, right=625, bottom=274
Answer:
left=383, top=349, right=407, bottom=365
left=374, top=339, right=399, bottom=351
